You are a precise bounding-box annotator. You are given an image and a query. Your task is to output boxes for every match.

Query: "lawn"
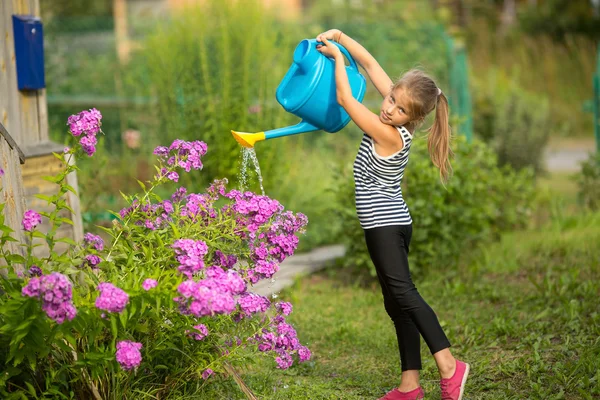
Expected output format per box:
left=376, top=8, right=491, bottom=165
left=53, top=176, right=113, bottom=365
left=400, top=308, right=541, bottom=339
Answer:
left=197, top=210, right=600, bottom=400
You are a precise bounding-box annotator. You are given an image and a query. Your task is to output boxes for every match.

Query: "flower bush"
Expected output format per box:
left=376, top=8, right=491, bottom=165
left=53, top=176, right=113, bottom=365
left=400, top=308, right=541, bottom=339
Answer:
left=0, top=109, right=310, bottom=398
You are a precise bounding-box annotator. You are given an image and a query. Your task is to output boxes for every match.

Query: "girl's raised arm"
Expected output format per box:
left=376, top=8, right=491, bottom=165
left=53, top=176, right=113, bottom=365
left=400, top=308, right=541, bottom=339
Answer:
left=317, top=29, right=393, bottom=98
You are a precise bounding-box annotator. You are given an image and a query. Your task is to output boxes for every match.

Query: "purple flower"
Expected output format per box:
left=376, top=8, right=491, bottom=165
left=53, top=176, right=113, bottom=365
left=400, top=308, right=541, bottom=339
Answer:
left=83, top=232, right=104, bottom=251
left=276, top=301, right=293, bottom=316
left=172, top=239, right=209, bottom=278
left=213, top=250, right=237, bottom=269
left=0, top=168, right=4, bottom=176
left=67, top=108, right=102, bottom=137
left=95, top=283, right=129, bottom=313
left=166, top=171, right=179, bottom=182
left=79, top=134, right=98, bottom=156
left=28, top=265, right=42, bottom=277
left=202, top=368, right=213, bottom=380
left=238, top=293, right=271, bottom=317
left=251, top=314, right=309, bottom=370
left=186, top=324, right=209, bottom=341
left=275, top=352, right=293, bottom=369
left=85, top=254, right=101, bottom=267
left=21, top=272, right=76, bottom=324
left=22, top=210, right=42, bottom=231
left=115, top=341, right=142, bottom=370
left=154, top=140, right=207, bottom=180
left=142, top=279, right=158, bottom=291
left=175, top=269, right=246, bottom=318
left=298, top=346, right=311, bottom=362
left=171, top=187, right=187, bottom=202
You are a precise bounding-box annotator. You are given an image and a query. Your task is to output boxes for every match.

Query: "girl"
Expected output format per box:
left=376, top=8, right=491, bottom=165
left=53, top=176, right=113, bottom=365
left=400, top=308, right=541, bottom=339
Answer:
left=316, top=29, right=469, bottom=400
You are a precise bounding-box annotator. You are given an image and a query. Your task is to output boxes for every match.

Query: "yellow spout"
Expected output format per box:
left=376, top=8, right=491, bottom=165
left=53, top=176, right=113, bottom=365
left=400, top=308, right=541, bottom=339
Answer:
left=231, top=130, right=266, bottom=148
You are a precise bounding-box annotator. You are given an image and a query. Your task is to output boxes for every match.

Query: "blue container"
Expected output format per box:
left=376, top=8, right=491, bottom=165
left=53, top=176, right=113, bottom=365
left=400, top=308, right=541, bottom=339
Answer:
left=267, top=39, right=367, bottom=139
left=12, top=15, right=45, bottom=91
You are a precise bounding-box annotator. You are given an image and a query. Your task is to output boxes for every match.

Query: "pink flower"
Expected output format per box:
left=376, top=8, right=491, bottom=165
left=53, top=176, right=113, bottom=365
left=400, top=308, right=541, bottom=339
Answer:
left=115, top=341, right=142, bottom=370
left=202, top=368, right=213, bottom=380
left=95, top=283, right=129, bottom=313
left=186, top=324, right=209, bottom=341
left=22, top=210, right=42, bottom=231
left=21, top=272, right=76, bottom=324
left=142, top=279, right=158, bottom=291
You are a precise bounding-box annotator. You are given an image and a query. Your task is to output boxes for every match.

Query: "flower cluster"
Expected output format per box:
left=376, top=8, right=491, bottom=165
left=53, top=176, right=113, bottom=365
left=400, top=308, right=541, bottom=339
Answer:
left=276, top=301, right=293, bottom=316
left=175, top=266, right=246, bottom=317
left=212, top=250, right=237, bottom=269
left=251, top=315, right=311, bottom=369
left=67, top=108, right=102, bottom=156
left=21, top=272, right=77, bottom=324
left=186, top=323, right=209, bottom=341
left=225, top=190, right=284, bottom=238
left=28, top=265, right=43, bottom=277
left=238, top=292, right=271, bottom=317
left=142, top=279, right=158, bottom=291
left=85, top=254, right=102, bottom=268
left=83, top=232, right=104, bottom=251
left=22, top=210, right=42, bottom=232
left=172, top=239, right=209, bottom=278
left=119, top=199, right=174, bottom=230
left=154, top=140, right=207, bottom=182
left=115, top=341, right=143, bottom=371
left=95, top=283, right=129, bottom=314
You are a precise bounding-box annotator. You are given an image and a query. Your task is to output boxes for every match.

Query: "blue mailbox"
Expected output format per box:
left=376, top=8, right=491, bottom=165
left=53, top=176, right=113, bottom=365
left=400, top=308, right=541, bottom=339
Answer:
left=12, top=15, right=45, bottom=91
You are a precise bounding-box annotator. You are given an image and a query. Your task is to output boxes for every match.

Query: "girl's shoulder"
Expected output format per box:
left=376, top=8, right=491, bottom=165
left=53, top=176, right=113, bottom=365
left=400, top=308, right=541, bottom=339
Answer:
left=395, top=125, right=413, bottom=146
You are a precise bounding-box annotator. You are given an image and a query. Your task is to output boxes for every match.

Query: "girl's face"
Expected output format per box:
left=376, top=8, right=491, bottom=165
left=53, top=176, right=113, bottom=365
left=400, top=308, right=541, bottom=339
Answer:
left=379, top=87, right=412, bottom=127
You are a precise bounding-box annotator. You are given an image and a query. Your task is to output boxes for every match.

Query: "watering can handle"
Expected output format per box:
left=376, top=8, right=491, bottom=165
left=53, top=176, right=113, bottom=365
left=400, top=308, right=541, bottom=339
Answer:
left=317, top=41, right=359, bottom=71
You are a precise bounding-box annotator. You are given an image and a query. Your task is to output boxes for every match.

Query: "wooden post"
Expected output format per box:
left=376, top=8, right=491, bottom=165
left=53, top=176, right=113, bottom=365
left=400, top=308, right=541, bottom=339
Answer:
left=0, top=0, right=84, bottom=258
left=0, top=122, right=27, bottom=263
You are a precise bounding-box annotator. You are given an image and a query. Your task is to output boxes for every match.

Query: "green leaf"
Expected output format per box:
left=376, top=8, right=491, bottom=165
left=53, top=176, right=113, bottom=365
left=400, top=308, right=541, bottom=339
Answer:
left=42, top=175, right=61, bottom=184
left=55, top=237, right=77, bottom=246
left=25, top=381, right=36, bottom=396
left=63, top=184, right=78, bottom=195
left=57, top=217, right=74, bottom=226
left=137, top=180, right=147, bottom=191
left=5, top=254, right=26, bottom=264
left=119, top=308, right=128, bottom=329
left=34, top=194, right=54, bottom=204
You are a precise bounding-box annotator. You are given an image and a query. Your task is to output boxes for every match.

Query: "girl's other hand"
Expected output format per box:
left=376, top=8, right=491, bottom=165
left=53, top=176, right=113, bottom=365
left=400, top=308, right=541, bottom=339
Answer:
left=316, top=37, right=342, bottom=59
left=316, top=29, right=341, bottom=43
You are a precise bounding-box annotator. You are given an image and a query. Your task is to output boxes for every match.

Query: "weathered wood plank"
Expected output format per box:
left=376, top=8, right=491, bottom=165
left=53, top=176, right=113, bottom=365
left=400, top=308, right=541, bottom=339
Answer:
left=0, top=121, right=25, bottom=163
left=1, top=0, right=22, bottom=139
left=0, top=137, right=27, bottom=260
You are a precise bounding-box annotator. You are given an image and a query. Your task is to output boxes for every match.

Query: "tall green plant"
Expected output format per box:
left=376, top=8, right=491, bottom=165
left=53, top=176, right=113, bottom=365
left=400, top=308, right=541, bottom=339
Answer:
left=473, top=69, right=553, bottom=174
left=142, top=0, right=302, bottom=192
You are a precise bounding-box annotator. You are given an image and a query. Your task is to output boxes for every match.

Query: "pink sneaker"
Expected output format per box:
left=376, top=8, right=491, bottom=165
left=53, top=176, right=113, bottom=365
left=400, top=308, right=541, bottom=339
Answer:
left=378, top=386, right=425, bottom=400
left=440, top=359, right=470, bottom=400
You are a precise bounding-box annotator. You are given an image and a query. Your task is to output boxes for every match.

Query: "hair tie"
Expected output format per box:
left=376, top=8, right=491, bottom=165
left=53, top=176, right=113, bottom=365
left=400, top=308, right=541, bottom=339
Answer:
left=437, top=88, right=442, bottom=96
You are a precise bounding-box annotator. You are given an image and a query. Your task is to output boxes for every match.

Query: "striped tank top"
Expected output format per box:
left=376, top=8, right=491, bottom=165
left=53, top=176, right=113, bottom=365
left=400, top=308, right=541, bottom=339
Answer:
left=353, top=126, right=413, bottom=229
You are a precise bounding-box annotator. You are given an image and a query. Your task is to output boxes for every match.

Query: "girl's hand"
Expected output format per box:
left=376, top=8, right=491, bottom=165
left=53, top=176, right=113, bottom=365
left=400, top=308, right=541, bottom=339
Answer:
left=316, top=37, right=342, bottom=59
left=316, top=29, right=341, bottom=43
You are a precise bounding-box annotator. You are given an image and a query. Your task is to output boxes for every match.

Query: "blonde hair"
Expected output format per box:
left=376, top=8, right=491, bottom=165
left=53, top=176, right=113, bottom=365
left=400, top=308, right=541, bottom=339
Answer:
left=393, top=69, right=453, bottom=184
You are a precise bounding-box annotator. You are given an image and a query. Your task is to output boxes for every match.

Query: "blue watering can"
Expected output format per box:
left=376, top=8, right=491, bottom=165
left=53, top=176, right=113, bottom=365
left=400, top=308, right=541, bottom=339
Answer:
left=231, top=38, right=367, bottom=147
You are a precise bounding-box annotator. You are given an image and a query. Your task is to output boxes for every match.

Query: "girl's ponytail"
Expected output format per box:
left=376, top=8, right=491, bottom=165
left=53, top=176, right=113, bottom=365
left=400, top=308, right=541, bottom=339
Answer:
left=427, top=92, right=452, bottom=184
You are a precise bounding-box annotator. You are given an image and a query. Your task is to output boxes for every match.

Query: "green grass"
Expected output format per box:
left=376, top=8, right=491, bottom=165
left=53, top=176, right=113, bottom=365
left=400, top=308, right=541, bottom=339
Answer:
left=196, top=211, right=600, bottom=399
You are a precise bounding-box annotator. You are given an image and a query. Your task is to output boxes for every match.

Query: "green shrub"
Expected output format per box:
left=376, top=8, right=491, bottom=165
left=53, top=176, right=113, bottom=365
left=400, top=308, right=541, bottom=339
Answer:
left=330, top=136, right=536, bottom=277
left=0, top=110, right=311, bottom=398
left=472, top=69, right=553, bottom=175
left=577, top=152, right=600, bottom=210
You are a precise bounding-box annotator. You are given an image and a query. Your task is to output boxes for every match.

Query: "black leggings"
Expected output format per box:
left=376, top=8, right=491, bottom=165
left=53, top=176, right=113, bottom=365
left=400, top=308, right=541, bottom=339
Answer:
left=364, top=224, right=451, bottom=371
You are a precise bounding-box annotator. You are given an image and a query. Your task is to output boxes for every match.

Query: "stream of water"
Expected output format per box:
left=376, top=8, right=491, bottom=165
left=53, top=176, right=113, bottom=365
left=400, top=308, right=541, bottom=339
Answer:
left=238, top=147, right=265, bottom=196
